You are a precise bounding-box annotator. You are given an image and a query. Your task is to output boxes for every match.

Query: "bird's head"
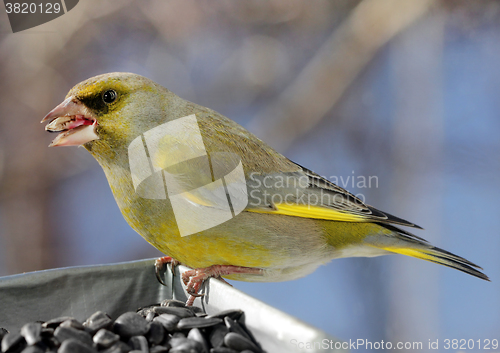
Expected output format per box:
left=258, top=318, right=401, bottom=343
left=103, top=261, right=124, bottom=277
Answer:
left=42, top=72, right=173, bottom=156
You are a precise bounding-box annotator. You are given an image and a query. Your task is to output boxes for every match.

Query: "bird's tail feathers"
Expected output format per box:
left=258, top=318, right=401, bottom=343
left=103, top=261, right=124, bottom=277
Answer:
left=384, top=245, right=489, bottom=281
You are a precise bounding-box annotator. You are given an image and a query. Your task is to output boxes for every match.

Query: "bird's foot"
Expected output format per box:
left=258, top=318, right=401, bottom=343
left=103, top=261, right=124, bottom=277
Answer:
left=182, top=265, right=263, bottom=306
left=155, top=256, right=181, bottom=285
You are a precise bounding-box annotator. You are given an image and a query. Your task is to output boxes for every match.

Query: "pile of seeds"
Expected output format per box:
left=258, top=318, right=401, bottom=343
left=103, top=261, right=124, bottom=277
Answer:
left=0, top=299, right=264, bottom=353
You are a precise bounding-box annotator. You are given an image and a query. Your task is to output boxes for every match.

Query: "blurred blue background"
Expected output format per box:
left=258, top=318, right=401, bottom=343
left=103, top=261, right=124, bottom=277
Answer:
left=0, top=1, right=499, bottom=351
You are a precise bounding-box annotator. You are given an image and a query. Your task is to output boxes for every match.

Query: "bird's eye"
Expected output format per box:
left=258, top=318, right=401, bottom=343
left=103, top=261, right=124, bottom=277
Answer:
left=102, top=90, right=117, bottom=104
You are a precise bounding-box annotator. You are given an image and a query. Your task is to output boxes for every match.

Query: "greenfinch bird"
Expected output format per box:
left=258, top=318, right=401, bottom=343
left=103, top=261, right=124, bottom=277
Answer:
left=42, top=72, right=488, bottom=304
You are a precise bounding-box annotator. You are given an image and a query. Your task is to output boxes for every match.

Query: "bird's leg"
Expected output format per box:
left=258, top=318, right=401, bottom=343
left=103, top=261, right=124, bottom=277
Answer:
left=154, top=256, right=181, bottom=285
left=182, top=265, right=263, bottom=306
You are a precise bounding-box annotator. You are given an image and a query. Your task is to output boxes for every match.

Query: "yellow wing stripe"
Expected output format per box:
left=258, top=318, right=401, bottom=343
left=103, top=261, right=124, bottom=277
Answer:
left=382, top=247, right=435, bottom=262
left=247, top=203, right=368, bottom=222
left=381, top=247, right=459, bottom=267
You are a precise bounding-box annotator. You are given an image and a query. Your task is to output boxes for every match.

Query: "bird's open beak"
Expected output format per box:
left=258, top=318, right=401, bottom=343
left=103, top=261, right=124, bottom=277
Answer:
left=41, top=97, right=99, bottom=147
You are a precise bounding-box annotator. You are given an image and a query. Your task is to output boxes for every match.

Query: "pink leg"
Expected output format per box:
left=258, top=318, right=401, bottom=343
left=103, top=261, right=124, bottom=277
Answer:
left=182, top=265, right=263, bottom=306
left=154, top=256, right=181, bottom=285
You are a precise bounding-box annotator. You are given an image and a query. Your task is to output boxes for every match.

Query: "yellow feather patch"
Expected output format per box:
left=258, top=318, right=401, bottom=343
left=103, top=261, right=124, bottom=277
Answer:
left=248, top=203, right=368, bottom=223
left=382, top=247, right=435, bottom=262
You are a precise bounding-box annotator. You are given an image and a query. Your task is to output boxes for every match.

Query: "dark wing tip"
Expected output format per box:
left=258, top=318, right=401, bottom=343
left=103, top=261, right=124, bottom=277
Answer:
left=292, top=159, right=425, bottom=229
left=368, top=205, right=423, bottom=229
left=375, top=222, right=429, bottom=243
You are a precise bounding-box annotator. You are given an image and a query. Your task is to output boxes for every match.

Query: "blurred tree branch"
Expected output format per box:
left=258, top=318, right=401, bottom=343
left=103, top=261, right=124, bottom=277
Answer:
left=248, top=0, right=437, bottom=152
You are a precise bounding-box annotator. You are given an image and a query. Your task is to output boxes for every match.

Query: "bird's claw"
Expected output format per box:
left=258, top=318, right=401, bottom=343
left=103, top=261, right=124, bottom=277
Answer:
left=181, top=265, right=263, bottom=306
left=155, top=261, right=262, bottom=306
left=154, top=256, right=180, bottom=286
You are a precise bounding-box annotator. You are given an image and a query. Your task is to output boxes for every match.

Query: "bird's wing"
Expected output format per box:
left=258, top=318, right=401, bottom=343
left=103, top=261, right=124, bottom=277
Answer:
left=245, top=160, right=423, bottom=231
